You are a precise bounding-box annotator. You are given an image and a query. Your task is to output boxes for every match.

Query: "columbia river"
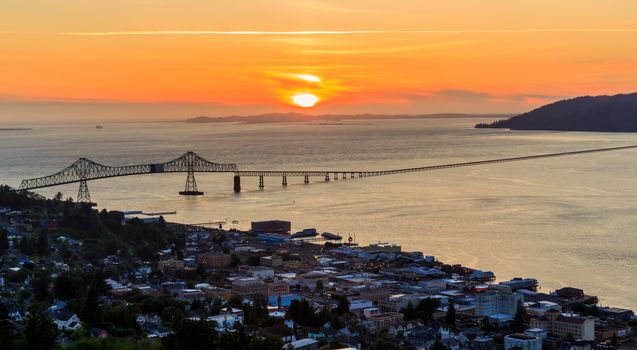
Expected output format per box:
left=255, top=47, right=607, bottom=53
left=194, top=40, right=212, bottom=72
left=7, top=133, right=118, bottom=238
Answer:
left=1, top=118, right=636, bottom=309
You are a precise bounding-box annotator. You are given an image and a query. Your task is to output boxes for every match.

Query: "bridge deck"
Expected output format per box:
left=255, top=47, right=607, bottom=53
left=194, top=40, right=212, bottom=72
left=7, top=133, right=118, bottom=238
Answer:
left=233, top=145, right=637, bottom=177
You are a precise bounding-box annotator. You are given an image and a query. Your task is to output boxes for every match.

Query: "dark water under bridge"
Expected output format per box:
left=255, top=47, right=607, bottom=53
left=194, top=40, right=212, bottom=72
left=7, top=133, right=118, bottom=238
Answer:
left=17, top=145, right=637, bottom=204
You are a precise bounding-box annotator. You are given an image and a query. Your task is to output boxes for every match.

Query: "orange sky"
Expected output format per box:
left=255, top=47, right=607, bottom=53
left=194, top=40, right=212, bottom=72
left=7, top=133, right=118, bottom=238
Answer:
left=1, top=0, right=637, bottom=122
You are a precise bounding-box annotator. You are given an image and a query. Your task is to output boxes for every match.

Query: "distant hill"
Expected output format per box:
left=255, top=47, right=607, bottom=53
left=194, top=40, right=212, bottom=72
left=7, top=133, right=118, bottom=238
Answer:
left=475, top=92, right=637, bottom=132
left=186, top=112, right=507, bottom=124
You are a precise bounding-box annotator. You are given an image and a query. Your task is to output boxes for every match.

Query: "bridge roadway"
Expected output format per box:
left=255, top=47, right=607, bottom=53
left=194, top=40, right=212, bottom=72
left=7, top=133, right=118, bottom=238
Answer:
left=235, top=144, right=637, bottom=178
left=17, top=144, right=637, bottom=203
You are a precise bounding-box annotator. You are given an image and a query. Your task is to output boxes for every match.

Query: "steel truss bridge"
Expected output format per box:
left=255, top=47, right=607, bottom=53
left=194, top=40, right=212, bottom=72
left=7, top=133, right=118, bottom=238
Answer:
left=17, top=145, right=637, bottom=204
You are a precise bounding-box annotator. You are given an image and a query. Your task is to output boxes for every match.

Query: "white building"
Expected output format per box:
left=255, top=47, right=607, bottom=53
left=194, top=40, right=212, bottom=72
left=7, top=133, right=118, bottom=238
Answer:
left=240, top=266, right=275, bottom=279
left=524, top=328, right=548, bottom=340
left=290, top=338, right=319, bottom=350
left=476, top=290, right=523, bottom=317
left=504, top=333, right=542, bottom=350
left=53, top=313, right=82, bottom=331
left=206, top=313, right=243, bottom=332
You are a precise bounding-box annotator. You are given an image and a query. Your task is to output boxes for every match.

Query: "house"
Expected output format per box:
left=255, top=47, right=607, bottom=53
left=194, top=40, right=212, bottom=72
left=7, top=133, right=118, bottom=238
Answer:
left=8, top=308, right=25, bottom=322
left=52, top=312, right=81, bottom=331
left=136, top=313, right=162, bottom=326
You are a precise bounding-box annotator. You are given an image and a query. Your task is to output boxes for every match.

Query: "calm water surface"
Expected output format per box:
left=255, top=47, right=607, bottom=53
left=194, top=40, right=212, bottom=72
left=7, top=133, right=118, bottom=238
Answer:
left=1, top=119, right=636, bottom=309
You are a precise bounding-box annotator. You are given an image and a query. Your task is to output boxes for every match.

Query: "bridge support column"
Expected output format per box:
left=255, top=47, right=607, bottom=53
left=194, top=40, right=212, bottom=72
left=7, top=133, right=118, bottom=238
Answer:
left=259, top=175, right=264, bottom=189
left=351, top=173, right=354, bottom=179
left=180, top=168, right=204, bottom=196
left=342, top=173, right=346, bottom=179
left=324, top=173, right=330, bottom=182
left=282, top=175, right=287, bottom=186
left=359, top=172, right=363, bottom=178
left=233, top=175, right=241, bottom=193
left=76, top=180, right=96, bottom=206
left=334, top=172, right=338, bottom=180
left=304, top=175, right=309, bottom=184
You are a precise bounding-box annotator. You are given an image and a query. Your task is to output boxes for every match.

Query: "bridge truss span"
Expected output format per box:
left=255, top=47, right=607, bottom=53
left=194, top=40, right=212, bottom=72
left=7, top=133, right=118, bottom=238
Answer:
left=18, top=151, right=238, bottom=203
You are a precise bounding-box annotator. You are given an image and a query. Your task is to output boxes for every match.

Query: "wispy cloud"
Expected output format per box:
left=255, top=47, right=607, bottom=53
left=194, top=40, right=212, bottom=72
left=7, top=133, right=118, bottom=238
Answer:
left=59, top=28, right=637, bottom=36
left=291, top=40, right=472, bottom=55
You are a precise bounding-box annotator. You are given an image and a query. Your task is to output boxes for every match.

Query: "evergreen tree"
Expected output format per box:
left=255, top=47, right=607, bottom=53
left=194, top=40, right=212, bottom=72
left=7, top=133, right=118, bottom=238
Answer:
left=369, top=330, right=400, bottom=350
left=481, top=316, right=495, bottom=332
left=0, top=310, right=15, bottom=350
left=0, top=229, right=9, bottom=254
left=335, top=296, right=350, bottom=315
left=82, top=285, right=100, bottom=325
left=511, top=304, right=529, bottom=333
left=416, top=298, right=440, bottom=322
left=445, top=303, right=456, bottom=327
left=37, top=231, right=49, bottom=256
left=19, top=235, right=34, bottom=256
left=24, top=309, right=58, bottom=350
left=31, top=274, right=50, bottom=302
left=431, top=338, right=450, bottom=350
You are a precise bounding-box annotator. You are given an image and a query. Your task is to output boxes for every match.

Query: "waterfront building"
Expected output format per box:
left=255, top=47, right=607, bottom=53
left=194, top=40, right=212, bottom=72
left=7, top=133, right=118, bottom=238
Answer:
left=476, top=290, right=523, bottom=317
left=251, top=220, right=291, bottom=234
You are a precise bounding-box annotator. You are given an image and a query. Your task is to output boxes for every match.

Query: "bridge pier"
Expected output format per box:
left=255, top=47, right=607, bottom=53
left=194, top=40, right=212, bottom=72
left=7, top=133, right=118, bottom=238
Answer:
left=233, top=175, right=241, bottom=193
left=351, top=173, right=354, bottom=179
left=342, top=173, right=346, bottom=179
left=179, top=168, right=204, bottom=196
left=259, top=175, right=264, bottom=189
left=76, top=180, right=97, bottom=206
left=334, top=172, right=338, bottom=180
left=282, top=175, right=287, bottom=186
left=324, top=173, right=330, bottom=182
left=304, top=175, right=309, bottom=184
left=359, top=172, right=363, bottom=178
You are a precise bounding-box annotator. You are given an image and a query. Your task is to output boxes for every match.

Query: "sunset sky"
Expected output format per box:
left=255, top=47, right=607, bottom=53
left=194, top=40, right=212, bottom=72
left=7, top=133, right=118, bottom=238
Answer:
left=2, top=0, right=637, bottom=122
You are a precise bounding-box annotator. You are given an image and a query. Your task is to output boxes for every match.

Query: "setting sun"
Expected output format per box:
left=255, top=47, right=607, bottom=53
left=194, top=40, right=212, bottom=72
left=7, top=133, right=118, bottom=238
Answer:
left=292, top=93, right=319, bottom=108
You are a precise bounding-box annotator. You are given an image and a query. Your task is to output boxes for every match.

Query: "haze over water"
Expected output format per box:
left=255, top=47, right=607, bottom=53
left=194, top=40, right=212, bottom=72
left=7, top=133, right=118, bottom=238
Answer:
left=1, top=118, right=636, bottom=309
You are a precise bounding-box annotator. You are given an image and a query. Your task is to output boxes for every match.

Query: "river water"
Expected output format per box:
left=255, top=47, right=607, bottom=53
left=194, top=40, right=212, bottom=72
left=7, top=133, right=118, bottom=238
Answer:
left=1, top=118, right=636, bottom=309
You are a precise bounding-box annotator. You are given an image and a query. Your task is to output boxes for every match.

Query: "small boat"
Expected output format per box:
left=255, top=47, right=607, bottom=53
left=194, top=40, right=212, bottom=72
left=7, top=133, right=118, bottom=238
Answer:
left=96, top=125, right=104, bottom=129
left=321, top=232, right=342, bottom=240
